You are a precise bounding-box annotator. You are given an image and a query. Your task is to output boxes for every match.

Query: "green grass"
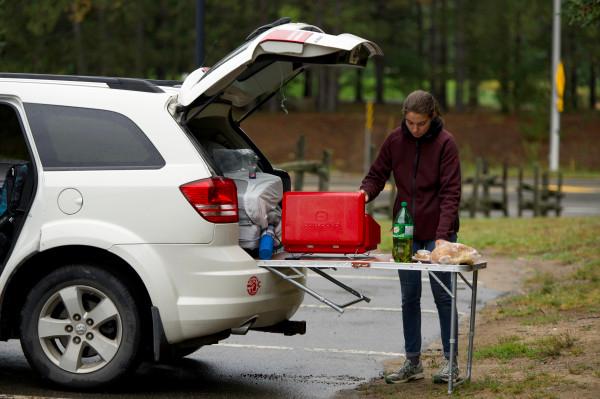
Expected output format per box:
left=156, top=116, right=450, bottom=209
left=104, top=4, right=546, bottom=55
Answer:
left=475, top=333, right=577, bottom=361
left=455, top=217, right=600, bottom=265
left=463, top=372, right=567, bottom=397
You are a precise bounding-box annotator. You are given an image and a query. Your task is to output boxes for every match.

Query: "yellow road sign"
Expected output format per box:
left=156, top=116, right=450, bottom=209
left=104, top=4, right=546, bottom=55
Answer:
left=556, top=61, right=565, bottom=112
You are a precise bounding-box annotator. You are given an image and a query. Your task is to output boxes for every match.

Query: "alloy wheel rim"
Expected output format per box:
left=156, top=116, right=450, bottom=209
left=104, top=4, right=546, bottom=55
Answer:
left=37, top=284, right=122, bottom=373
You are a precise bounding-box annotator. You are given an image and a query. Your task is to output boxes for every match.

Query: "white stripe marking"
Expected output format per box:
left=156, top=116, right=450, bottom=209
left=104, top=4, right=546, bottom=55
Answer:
left=304, top=347, right=405, bottom=357
left=300, top=304, right=467, bottom=316
left=217, top=343, right=404, bottom=358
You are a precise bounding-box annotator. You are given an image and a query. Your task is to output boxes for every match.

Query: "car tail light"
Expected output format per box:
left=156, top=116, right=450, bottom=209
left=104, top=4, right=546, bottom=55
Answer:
left=180, top=177, right=238, bottom=223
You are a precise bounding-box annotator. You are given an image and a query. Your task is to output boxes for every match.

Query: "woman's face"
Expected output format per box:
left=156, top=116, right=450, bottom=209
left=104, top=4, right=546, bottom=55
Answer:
left=405, top=111, right=432, bottom=138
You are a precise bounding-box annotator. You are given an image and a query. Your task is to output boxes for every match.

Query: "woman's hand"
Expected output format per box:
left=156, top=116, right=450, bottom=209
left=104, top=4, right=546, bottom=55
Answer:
left=359, top=189, right=369, bottom=202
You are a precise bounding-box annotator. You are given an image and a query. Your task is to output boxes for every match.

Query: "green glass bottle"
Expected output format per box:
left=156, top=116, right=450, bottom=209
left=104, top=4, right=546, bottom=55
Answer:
left=392, top=201, right=414, bottom=262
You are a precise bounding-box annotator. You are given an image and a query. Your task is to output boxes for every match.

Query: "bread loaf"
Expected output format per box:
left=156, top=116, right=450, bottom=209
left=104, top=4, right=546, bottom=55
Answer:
left=431, top=240, right=481, bottom=265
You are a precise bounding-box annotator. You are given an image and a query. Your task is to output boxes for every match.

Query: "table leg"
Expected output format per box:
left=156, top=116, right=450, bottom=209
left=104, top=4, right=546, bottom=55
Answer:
left=448, top=272, right=458, bottom=394
left=466, top=269, right=478, bottom=381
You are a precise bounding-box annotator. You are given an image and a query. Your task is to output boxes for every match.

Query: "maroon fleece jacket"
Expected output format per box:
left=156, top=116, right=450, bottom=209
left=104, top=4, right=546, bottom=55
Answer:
left=360, top=118, right=461, bottom=241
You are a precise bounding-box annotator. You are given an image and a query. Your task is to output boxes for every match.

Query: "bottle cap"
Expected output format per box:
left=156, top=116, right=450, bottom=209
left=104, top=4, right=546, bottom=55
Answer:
left=401, top=201, right=407, bottom=207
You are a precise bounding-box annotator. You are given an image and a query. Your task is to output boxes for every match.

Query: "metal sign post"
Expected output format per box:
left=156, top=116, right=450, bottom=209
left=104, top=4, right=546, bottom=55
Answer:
left=549, top=0, right=562, bottom=172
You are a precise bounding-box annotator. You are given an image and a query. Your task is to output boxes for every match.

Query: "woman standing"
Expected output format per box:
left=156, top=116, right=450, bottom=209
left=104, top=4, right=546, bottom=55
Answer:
left=360, top=90, right=461, bottom=384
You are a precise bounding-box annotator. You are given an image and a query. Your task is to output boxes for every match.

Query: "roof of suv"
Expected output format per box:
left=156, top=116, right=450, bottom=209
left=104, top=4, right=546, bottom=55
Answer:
left=0, top=73, right=182, bottom=93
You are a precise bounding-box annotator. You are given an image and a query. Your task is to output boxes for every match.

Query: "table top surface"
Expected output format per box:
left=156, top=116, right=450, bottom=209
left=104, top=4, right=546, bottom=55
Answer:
left=259, top=253, right=487, bottom=273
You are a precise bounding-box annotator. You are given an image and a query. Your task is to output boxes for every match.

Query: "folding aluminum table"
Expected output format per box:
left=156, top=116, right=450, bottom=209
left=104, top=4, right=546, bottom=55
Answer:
left=258, top=253, right=486, bottom=394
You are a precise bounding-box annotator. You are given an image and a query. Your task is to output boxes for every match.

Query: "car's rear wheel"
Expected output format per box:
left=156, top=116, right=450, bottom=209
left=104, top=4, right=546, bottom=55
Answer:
left=20, top=265, right=141, bottom=389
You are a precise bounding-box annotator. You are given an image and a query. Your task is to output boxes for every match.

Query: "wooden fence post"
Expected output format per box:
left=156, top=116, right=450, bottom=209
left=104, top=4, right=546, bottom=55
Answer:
left=556, top=172, right=563, bottom=216
left=502, top=161, right=508, bottom=216
left=541, top=171, right=549, bottom=216
left=533, top=164, right=540, bottom=217
left=469, top=158, right=482, bottom=217
left=482, top=158, right=491, bottom=217
left=294, top=135, right=306, bottom=191
left=318, top=149, right=331, bottom=192
left=518, top=167, right=524, bottom=217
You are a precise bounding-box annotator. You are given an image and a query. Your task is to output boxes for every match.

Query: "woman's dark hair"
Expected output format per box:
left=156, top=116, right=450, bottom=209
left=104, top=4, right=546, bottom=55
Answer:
left=402, top=90, right=441, bottom=118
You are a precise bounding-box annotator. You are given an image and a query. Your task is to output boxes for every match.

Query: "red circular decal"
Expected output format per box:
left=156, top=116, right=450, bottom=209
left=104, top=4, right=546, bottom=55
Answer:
left=246, top=276, right=261, bottom=296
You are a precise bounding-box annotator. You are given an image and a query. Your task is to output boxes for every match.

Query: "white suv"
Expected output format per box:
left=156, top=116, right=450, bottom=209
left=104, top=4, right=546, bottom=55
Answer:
left=0, top=19, right=381, bottom=389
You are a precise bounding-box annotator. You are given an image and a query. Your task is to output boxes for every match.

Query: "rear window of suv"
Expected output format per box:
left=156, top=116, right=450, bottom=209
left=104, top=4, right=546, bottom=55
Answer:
left=25, top=103, right=165, bottom=170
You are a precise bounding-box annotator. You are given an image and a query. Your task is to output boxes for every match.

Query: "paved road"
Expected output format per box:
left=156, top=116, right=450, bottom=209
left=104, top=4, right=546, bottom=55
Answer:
left=0, top=268, right=501, bottom=398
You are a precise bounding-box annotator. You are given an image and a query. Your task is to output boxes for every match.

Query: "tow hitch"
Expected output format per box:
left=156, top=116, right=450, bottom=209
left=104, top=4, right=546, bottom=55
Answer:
left=251, top=320, right=306, bottom=336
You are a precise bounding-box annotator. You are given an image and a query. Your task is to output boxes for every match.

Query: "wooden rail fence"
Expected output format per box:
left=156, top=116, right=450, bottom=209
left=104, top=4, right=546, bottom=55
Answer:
left=460, top=158, right=509, bottom=217
left=517, top=165, right=563, bottom=216
left=276, top=135, right=332, bottom=192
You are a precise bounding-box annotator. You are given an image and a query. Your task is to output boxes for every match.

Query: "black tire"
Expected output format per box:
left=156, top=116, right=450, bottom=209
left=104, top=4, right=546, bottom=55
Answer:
left=20, top=264, right=142, bottom=389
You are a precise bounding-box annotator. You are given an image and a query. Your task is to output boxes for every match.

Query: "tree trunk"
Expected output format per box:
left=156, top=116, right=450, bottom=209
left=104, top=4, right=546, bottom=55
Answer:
left=314, top=1, right=327, bottom=111
left=590, top=61, right=597, bottom=110
left=326, top=0, right=342, bottom=111
left=304, top=69, right=313, bottom=98
left=454, top=0, right=466, bottom=112
left=499, top=70, right=510, bottom=113
left=98, top=5, right=108, bottom=75
left=439, top=0, right=448, bottom=110
left=134, top=7, right=145, bottom=77
left=512, top=9, right=523, bottom=112
left=327, top=68, right=338, bottom=112
left=354, top=69, right=364, bottom=103
left=569, top=62, right=578, bottom=110
left=73, top=21, right=86, bottom=74
left=416, top=1, right=425, bottom=87
left=429, top=0, right=438, bottom=95
left=566, top=28, right=578, bottom=110
left=498, top=11, right=510, bottom=114
left=317, top=67, right=329, bottom=112
left=375, top=57, right=385, bottom=104
left=468, top=79, right=479, bottom=108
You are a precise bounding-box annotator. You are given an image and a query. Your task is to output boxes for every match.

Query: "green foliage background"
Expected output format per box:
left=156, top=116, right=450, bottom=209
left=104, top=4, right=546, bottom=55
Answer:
left=0, top=0, right=598, bottom=114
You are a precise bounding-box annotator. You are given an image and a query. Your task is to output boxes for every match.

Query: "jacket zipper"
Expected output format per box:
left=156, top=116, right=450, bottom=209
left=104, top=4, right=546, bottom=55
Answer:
left=411, top=140, right=421, bottom=226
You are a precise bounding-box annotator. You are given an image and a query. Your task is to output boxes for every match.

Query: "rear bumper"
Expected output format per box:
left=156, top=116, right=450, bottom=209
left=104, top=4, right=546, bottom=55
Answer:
left=111, top=243, right=305, bottom=343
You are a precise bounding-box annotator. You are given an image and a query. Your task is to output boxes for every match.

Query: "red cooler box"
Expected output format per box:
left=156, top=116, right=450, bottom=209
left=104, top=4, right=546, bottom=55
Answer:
left=282, top=192, right=381, bottom=254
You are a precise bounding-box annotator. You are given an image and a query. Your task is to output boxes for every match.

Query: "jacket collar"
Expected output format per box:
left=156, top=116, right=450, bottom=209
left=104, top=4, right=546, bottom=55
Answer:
left=401, top=117, right=443, bottom=141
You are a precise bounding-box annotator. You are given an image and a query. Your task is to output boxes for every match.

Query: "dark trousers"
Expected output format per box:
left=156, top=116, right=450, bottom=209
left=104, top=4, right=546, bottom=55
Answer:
left=398, top=234, right=458, bottom=360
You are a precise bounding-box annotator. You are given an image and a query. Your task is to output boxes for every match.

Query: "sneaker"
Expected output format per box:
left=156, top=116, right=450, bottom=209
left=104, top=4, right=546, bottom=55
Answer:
left=384, top=359, right=424, bottom=384
left=432, top=358, right=460, bottom=383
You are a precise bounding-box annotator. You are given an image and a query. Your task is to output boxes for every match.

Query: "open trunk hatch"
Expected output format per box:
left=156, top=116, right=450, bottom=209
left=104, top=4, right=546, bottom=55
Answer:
left=177, top=21, right=382, bottom=121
